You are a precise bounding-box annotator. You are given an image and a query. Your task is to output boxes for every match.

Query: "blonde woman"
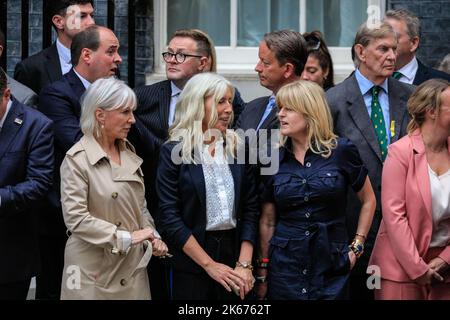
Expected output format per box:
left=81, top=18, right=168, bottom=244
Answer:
left=156, top=73, right=259, bottom=300
left=60, top=77, right=168, bottom=299
left=255, top=80, right=376, bottom=300
left=370, top=79, right=450, bottom=299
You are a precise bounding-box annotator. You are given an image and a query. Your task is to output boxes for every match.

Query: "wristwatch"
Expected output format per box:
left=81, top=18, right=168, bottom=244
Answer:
left=236, top=261, right=254, bottom=271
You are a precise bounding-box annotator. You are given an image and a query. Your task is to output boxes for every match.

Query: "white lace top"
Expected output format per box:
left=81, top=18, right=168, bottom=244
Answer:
left=201, top=139, right=236, bottom=231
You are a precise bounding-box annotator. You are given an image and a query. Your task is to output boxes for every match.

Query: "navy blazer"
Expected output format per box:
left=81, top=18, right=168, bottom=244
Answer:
left=0, top=100, right=54, bottom=283
left=156, top=142, right=259, bottom=274
left=37, top=68, right=85, bottom=234
left=14, top=43, right=63, bottom=96
left=131, top=80, right=246, bottom=216
left=413, top=59, right=450, bottom=85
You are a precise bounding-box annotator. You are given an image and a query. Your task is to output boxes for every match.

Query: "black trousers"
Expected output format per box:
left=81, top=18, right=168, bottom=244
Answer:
left=148, top=257, right=171, bottom=300
left=35, top=234, right=66, bottom=300
left=172, top=229, right=239, bottom=300
left=0, top=279, right=31, bottom=300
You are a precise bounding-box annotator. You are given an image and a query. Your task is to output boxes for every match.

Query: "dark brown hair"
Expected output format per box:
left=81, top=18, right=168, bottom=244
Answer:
left=303, top=30, right=334, bottom=90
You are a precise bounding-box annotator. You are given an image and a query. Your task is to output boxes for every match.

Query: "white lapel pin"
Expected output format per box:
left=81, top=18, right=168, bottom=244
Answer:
left=14, top=118, right=23, bottom=125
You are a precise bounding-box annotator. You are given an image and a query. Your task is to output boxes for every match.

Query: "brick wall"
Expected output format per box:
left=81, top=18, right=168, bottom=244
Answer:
left=4, top=0, right=153, bottom=87
left=387, top=0, right=450, bottom=68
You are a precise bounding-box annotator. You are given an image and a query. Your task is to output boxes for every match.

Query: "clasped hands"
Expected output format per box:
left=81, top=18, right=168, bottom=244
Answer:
left=131, top=228, right=170, bottom=257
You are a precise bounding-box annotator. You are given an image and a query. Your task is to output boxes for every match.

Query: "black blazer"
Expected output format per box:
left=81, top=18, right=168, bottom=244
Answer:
left=155, top=142, right=259, bottom=274
left=37, top=68, right=85, bottom=235
left=0, top=100, right=54, bottom=283
left=413, top=59, right=450, bottom=85
left=130, top=80, right=246, bottom=214
left=14, top=43, right=63, bottom=95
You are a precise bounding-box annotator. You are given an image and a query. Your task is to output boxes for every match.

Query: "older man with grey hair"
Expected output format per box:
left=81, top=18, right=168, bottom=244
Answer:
left=326, top=22, right=415, bottom=300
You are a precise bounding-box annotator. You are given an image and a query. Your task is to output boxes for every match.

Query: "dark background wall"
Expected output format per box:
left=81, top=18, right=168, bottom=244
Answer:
left=2, top=0, right=153, bottom=87
left=387, top=0, right=450, bottom=68
left=2, top=0, right=449, bottom=87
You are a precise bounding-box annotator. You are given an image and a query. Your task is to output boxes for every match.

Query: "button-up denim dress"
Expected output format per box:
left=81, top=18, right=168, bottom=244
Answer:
left=262, top=138, right=368, bottom=299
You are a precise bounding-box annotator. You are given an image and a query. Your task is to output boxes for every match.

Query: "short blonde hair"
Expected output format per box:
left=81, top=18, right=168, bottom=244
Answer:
left=168, top=73, right=239, bottom=163
left=276, top=80, right=337, bottom=157
left=80, top=77, right=136, bottom=137
left=407, top=78, right=450, bottom=134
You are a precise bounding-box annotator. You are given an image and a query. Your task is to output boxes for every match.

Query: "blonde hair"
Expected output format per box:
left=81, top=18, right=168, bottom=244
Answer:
left=276, top=80, right=337, bottom=157
left=168, top=73, right=239, bottom=164
left=407, top=78, right=450, bottom=134
left=80, top=77, right=136, bottom=138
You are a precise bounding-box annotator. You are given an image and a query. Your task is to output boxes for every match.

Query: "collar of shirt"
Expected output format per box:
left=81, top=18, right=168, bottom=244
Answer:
left=355, top=69, right=389, bottom=96
left=202, top=137, right=227, bottom=165
left=396, top=56, right=418, bottom=84
left=73, top=69, right=92, bottom=90
left=170, top=81, right=182, bottom=97
left=56, top=38, right=72, bottom=75
left=0, top=99, right=13, bottom=130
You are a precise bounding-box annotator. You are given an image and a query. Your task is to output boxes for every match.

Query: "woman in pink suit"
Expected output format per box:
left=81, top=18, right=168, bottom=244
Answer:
left=370, top=79, right=450, bottom=299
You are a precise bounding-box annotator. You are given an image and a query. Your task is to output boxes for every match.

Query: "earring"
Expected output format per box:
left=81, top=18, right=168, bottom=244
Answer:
left=101, top=124, right=105, bottom=129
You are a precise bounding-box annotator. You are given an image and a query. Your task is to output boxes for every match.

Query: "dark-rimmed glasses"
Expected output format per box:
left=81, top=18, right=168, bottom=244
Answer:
left=162, top=52, right=203, bottom=63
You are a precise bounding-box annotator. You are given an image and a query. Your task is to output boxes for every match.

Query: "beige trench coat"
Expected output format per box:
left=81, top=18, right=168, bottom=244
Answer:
left=60, top=135, right=157, bottom=300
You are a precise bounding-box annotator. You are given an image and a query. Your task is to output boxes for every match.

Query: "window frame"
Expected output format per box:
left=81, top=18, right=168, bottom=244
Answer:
left=152, top=0, right=385, bottom=77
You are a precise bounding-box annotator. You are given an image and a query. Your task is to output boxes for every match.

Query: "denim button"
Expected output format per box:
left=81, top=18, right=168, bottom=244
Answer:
left=302, top=179, right=307, bottom=184
left=304, top=196, right=309, bottom=202
left=305, top=212, right=311, bottom=218
left=302, top=288, right=307, bottom=294
left=302, top=269, right=308, bottom=275
left=305, top=231, right=310, bottom=236
left=306, top=162, right=311, bottom=168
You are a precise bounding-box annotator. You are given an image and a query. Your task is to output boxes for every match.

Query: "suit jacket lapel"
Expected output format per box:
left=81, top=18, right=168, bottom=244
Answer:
left=388, top=78, right=409, bottom=143
left=188, top=163, right=206, bottom=211
left=346, top=76, right=382, bottom=161
left=0, top=101, right=24, bottom=161
left=66, top=69, right=86, bottom=116
left=411, top=134, right=432, bottom=219
left=253, top=96, right=270, bottom=129
left=413, top=60, right=427, bottom=85
left=45, top=43, right=63, bottom=83
left=229, top=163, right=242, bottom=215
left=159, top=81, right=172, bottom=133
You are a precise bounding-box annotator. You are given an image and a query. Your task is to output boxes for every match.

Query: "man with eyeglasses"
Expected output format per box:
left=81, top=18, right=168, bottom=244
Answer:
left=129, top=29, right=246, bottom=300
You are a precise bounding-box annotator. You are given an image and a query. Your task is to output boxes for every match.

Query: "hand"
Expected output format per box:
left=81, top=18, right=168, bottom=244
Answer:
left=131, top=228, right=155, bottom=245
left=204, top=261, right=246, bottom=299
left=428, top=257, right=449, bottom=275
left=234, top=266, right=255, bottom=299
left=151, top=238, right=169, bottom=257
left=348, top=250, right=357, bottom=270
left=415, top=268, right=444, bottom=285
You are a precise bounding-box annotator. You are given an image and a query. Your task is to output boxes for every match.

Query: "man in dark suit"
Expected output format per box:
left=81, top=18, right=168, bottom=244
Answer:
left=0, top=67, right=54, bottom=300
left=131, top=29, right=246, bottom=299
left=326, top=22, right=415, bottom=300
left=235, top=30, right=308, bottom=132
left=0, top=29, right=38, bottom=107
left=14, top=0, right=95, bottom=95
left=36, top=25, right=122, bottom=300
left=385, top=9, right=450, bottom=85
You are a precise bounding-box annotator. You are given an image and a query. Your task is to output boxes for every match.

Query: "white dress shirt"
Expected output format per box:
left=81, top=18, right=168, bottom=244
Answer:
left=395, top=57, right=419, bottom=85
left=56, top=38, right=72, bottom=75
left=73, top=69, right=92, bottom=89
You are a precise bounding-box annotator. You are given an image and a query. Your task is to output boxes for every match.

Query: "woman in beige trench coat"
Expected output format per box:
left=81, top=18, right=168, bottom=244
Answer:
left=60, top=77, right=168, bottom=300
